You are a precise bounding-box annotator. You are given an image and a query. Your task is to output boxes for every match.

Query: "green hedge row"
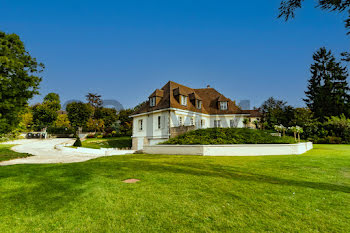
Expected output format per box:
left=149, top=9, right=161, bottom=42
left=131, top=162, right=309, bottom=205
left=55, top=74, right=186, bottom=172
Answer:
left=161, top=128, right=297, bottom=145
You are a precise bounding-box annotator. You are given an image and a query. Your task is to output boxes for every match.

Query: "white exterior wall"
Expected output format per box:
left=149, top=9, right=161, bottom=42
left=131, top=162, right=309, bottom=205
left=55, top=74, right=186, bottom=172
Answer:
left=143, top=142, right=313, bottom=156
left=132, top=110, right=170, bottom=147
left=132, top=108, right=250, bottom=149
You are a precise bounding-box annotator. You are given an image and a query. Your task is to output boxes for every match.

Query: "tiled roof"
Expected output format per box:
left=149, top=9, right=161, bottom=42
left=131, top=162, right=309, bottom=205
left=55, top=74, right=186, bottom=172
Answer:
left=133, top=81, right=254, bottom=115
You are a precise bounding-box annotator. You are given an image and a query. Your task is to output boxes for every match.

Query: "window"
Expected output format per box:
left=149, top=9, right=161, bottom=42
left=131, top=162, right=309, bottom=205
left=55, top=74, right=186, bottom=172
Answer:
left=200, top=119, right=205, bottom=128
left=150, top=97, right=156, bottom=107
left=190, top=117, right=194, bottom=125
left=157, top=116, right=161, bottom=129
left=180, top=95, right=187, bottom=106
left=230, top=119, right=235, bottom=128
left=179, top=116, right=183, bottom=126
left=214, top=120, right=221, bottom=128
left=138, top=119, right=143, bottom=131
left=220, top=101, right=228, bottom=110
left=196, top=100, right=202, bottom=109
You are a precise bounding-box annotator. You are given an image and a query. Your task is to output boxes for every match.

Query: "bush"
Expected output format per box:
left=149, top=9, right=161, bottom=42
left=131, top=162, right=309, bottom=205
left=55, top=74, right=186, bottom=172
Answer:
left=47, top=127, right=75, bottom=134
left=161, top=128, right=297, bottom=145
left=73, top=137, right=82, bottom=147
left=312, top=136, right=343, bottom=144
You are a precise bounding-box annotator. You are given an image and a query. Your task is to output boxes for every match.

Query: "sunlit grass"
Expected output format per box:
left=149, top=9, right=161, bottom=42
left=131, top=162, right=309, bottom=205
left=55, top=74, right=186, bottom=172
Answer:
left=0, top=144, right=349, bottom=232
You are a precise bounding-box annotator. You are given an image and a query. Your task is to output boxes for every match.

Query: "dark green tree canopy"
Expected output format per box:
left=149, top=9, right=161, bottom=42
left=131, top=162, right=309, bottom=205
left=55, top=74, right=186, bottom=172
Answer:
left=304, top=47, right=350, bottom=120
left=0, top=31, right=44, bottom=134
left=66, top=102, right=93, bottom=128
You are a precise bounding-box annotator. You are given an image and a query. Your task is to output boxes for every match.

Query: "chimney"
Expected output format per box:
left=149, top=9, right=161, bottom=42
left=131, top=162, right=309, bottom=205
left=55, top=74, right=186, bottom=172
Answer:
left=207, top=85, right=211, bottom=88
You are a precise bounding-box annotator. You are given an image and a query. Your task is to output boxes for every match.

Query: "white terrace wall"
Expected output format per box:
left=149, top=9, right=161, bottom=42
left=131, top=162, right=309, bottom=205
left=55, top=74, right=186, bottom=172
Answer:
left=143, top=142, right=313, bottom=156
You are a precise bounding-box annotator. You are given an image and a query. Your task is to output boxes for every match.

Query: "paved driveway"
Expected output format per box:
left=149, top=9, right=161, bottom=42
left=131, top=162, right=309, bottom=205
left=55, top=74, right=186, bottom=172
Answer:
left=0, top=139, right=117, bottom=166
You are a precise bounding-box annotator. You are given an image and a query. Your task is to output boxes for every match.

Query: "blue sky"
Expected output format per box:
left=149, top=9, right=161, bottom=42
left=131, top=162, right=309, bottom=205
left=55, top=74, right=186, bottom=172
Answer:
left=1, top=0, right=349, bottom=109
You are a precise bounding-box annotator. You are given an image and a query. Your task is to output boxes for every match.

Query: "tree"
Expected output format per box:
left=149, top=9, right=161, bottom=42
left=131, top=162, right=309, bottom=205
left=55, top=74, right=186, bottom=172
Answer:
left=43, top=92, right=61, bottom=110
left=243, top=118, right=249, bottom=128
left=86, top=93, right=103, bottom=109
left=66, top=102, right=93, bottom=128
left=117, top=109, right=134, bottom=136
left=86, top=118, right=105, bottom=132
left=54, top=114, right=71, bottom=128
left=94, top=107, right=117, bottom=128
left=0, top=31, right=44, bottom=134
left=304, top=48, right=350, bottom=120
left=32, top=103, right=58, bottom=130
left=278, top=0, right=350, bottom=34
left=260, top=97, right=294, bottom=129
left=278, top=0, right=350, bottom=61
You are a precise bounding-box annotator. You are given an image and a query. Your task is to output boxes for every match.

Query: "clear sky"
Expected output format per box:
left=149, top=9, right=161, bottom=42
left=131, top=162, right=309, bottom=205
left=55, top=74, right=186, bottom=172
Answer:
left=1, top=0, right=349, bottom=109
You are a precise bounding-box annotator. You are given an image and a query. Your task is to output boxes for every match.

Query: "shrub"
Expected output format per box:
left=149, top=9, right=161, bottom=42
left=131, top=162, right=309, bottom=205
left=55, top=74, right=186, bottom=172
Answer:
left=312, top=136, right=343, bottom=144
left=73, top=137, right=82, bottom=147
left=86, top=133, right=95, bottom=138
left=47, top=127, right=75, bottom=134
left=161, top=128, right=297, bottom=145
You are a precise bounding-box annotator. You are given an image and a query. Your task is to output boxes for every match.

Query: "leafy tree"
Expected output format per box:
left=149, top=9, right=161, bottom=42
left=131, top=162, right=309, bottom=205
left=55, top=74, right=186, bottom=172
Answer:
left=117, top=109, right=134, bottom=136
left=325, top=114, right=350, bottom=141
left=43, top=92, right=61, bottom=110
left=86, top=118, right=105, bottom=132
left=32, top=103, right=58, bottom=130
left=260, top=97, right=294, bottom=129
left=86, top=93, right=103, bottom=109
left=54, top=114, right=71, bottom=128
left=0, top=31, right=44, bottom=134
left=66, top=102, right=93, bottom=128
left=304, top=47, right=350, bottom=120
left=94, top=107, right=117, bottom=128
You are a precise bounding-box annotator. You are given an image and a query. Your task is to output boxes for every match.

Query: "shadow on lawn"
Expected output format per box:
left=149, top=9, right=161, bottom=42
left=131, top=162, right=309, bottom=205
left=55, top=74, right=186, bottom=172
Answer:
left=0, top=164, right=92, bottom=214
left=125, top=157, right=350, bottom=194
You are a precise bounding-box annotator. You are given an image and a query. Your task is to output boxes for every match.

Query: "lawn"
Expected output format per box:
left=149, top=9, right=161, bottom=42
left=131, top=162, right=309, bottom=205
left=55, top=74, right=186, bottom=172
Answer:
left=81, top=137, right=132, bottom=149
left=0, top=144, right=31, bottom=162
left=0, top=144, right=349, bottom=232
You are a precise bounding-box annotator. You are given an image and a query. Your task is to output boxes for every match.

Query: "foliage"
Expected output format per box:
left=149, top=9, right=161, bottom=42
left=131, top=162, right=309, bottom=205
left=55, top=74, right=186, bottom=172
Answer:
left=0, top=31, right=44, bottom=134
left=73, top=137, right=82, bottom=147
left=278, top=0, right=350, bottom=35
left=94, top=107, right=117, bottom=128
left=20, top=109, right=34, bottom=131
left=43, top=93, right=61, bottom=110
left=260, top=97, right=294, bottom=129
left=243, top=118, right=249, bottom=127
left=162, top=128, right=296, bottom=145
left=86, top=118, right=105, bottom=132
left=324, top=114, right=350, bottom=142
left=304, top=47, right=350, bottom=120
left=86, top=93, right=103, bottom=109
left=116, top=109, right=134, bottom=136
left=66, top=102, right=93, bottom=128
left=32, top=103, right=58, bottom=130
left=47, top=127, right=75, bottom=135
left=54, top=114, right=71, bottom=128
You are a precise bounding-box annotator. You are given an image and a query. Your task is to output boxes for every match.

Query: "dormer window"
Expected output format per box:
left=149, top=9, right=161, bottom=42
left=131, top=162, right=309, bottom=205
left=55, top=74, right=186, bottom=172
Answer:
left=150, top=97, right=156, bottom=107
left=196, top=100, right=202, bottom=109
left=220, top=101, right=228, bottom=110
left=180, top=95, right=187, bottom=106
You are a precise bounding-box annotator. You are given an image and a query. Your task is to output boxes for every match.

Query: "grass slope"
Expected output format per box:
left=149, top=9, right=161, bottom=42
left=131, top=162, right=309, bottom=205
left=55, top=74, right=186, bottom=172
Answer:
left=0, top=144, right=31, bottom=162
left=162, top=128, right=296, bottom=145
left=82, top=137, right=132, bottom=149
left=0, top=145, right=349, bottom=232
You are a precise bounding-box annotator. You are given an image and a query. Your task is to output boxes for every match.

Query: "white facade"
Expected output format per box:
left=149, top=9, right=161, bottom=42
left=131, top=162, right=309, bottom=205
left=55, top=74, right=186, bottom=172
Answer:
left=131, top=108, right=248, bottom=150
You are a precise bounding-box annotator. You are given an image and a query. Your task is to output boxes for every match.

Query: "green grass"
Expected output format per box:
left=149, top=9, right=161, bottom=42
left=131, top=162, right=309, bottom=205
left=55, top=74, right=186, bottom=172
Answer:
left=0, top=144, right=349, bottom=232
left=82, top=137, right=132, bottom=149
left=0, top=144, right=32, bottom=162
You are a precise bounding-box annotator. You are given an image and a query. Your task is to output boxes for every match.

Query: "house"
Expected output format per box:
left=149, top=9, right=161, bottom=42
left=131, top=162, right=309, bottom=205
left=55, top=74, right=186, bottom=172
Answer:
left=130, top=81, right=261, bottom=150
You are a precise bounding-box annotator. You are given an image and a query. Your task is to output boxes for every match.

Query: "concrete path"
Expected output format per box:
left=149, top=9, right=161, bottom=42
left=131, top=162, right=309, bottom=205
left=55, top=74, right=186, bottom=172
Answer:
left=0, top=138, right=128, bottom=166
